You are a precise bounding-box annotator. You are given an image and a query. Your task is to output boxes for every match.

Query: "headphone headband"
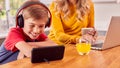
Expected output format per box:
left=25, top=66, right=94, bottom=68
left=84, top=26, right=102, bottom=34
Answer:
left=16, top=1, right=52, bottom=28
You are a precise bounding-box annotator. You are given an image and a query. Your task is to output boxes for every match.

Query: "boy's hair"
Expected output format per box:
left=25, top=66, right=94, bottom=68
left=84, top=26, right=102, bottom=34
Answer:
left=23, top=5, right=48, bottom=20
left=16, top=1, right=51, bottom=28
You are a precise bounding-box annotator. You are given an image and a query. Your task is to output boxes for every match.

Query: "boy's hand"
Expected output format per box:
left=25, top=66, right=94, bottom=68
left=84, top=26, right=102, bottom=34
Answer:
left=17, top=52, right=25, bottom=60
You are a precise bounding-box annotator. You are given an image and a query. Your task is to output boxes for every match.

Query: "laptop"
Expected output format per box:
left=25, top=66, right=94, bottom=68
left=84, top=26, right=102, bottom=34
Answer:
left=31, top=45, right=65, bottom=63
left=91, top=16, right=120, bottom=50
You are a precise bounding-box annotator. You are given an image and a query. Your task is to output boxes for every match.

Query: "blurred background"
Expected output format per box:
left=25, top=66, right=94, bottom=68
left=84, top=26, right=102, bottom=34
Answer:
left=0, top=0, right=25, bottom=34
left=0, top=0, right=120, bottom=45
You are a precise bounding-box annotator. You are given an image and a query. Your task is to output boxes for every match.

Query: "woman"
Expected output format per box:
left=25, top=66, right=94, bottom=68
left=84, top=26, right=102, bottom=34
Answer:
left=48, top=0, right=97, bottom=44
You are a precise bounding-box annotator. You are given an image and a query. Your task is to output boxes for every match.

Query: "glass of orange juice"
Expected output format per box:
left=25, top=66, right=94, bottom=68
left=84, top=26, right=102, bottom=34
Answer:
left=76, top=42, right=91, bottom=55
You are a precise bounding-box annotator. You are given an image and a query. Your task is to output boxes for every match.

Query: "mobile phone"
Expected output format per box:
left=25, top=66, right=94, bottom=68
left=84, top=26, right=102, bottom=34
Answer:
left=31, top=45, right=65, bottom=63
left=81, top=28, right=93, bottom=35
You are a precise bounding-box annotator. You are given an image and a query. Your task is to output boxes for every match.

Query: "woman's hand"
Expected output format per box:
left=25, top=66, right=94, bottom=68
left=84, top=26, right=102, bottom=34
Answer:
left=88, top=28, right=98, bottom=41
left=80, top=28, right=98, bottom=44
left=80, top=34, right=95, bottom=44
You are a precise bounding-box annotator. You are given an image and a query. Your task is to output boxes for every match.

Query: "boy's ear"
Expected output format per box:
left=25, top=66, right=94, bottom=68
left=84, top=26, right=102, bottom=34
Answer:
left=17, top=15, right=24, bottom=28
left=16, top=1, right=52, bottom=28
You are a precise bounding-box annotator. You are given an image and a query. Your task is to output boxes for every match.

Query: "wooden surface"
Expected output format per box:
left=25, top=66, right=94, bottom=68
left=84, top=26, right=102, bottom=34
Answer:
left=0, top=37, right=120, bottom=68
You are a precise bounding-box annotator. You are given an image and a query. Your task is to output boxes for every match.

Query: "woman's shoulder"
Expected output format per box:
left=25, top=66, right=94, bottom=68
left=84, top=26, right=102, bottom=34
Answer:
left=49, top=2, right=55, bottom=10
left=87, top=0, right=94, bottom=10
left=88, top=0, right=94, bottom=5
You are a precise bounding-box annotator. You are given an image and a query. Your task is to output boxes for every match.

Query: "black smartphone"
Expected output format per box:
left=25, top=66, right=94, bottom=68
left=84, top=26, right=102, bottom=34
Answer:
left=31, top=45, right=65, bottom=63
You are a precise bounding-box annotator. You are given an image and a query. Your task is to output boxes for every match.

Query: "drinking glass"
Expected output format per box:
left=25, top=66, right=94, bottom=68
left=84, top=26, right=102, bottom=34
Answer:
left=76, top=42, right=91, bottom=55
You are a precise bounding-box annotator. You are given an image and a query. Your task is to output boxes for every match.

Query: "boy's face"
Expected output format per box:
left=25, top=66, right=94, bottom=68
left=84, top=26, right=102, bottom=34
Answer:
left=23, top=17, right=48, bottom=40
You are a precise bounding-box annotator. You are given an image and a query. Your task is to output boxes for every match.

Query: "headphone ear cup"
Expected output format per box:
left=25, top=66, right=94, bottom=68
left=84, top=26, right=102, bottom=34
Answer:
left=17, top=15, right=24, bottom=28
left=45, top=18, right=50, bottom=28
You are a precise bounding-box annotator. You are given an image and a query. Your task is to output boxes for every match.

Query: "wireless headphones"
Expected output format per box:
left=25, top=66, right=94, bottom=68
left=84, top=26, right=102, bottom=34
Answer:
left=15, top=1, right=52, bottom=28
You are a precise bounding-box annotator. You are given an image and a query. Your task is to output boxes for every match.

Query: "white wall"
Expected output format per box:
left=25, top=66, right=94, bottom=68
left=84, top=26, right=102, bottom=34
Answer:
left=40, top=0, right=52, bottom=6
left=94, top=3, right=120, bottom=31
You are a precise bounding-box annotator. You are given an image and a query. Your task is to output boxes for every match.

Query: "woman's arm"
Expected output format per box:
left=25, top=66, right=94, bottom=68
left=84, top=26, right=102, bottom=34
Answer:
left=49, top=2, right=80, bottom=44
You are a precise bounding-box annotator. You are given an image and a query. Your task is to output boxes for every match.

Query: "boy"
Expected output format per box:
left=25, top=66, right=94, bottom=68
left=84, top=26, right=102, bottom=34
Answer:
left=0, top=1, right=56, bottom=64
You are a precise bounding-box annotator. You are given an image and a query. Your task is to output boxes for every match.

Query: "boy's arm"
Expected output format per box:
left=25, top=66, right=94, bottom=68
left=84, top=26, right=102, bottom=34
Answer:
left=27, top=38, right=57, bottom=47
left=17, top=51, right=25, bottom=59
left=15, top=41, right=38, bottom=57
left=15, top=38, right=57, bottom=57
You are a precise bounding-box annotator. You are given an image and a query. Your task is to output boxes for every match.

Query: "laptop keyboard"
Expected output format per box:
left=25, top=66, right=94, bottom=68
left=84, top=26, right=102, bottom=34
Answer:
left=91, top=40, right=104, bottom=50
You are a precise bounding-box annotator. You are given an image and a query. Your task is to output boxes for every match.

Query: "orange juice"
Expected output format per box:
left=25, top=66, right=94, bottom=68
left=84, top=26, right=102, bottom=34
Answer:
left=76, top=43, right=91, bottom=55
